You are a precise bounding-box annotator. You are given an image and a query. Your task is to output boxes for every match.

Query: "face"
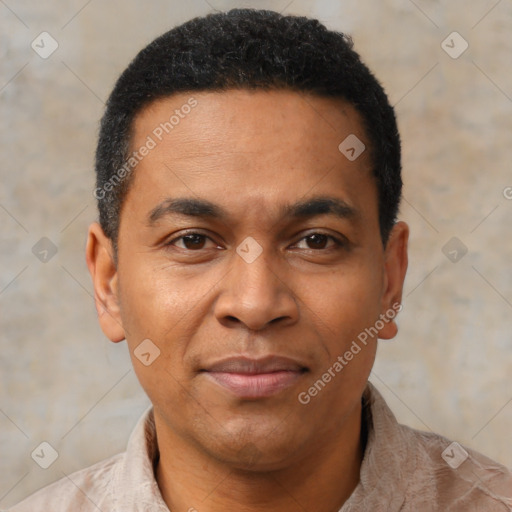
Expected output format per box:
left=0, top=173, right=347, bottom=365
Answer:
left=87, top=89, right=408, bottom=470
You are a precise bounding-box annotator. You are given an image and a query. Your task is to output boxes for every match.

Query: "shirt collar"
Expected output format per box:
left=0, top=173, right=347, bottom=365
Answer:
left=340, top=381, right=417, bottom=511
left=112, top=406, right=170, bottom=510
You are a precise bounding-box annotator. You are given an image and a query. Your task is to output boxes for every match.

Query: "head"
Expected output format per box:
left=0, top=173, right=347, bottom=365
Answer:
left=87, top=9, right=408, bottom=471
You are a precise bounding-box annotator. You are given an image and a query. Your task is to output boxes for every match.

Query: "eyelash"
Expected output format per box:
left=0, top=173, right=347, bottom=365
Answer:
left=165, top=231, right=347, bottom=252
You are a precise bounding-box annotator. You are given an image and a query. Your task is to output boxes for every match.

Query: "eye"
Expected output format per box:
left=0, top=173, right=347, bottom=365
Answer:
left=166, top=232, right=217, bottom=251
left=164, top=231, right=346, bottom=253
left=294, top=233, right=345, bottom=250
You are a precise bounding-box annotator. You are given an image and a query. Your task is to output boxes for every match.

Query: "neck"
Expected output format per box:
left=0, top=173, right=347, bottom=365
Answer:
left=155, top=401, right=364, bottom=512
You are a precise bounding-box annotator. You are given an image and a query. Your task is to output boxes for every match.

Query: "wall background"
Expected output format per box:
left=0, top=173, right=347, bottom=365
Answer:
left=1, top=0, right=511, bottom=507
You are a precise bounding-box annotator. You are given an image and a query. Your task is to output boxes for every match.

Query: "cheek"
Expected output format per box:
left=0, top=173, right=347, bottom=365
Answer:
left=301, top=260, right=384, bottom=338
left=116, top=259, right=220, bottom=388
left=119, top=259, right=202, bottom=334
left=296, top=268, right=381, bottom=419
left=116, top=264, right=179, bottom=364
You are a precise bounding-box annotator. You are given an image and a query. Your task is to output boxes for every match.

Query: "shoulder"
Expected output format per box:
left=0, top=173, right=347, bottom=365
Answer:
left=5, top=452, right=123, bottom=512
left=402, top=424, right=512, bottom=511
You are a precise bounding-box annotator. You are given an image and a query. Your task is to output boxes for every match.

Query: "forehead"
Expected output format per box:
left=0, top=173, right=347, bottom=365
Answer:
left=124, top=89, right=376, bottom=227
left=132, top=89, right=367, bottom=154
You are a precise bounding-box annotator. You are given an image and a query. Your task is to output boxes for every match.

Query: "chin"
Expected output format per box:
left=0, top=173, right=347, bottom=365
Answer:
left=201, top=419, right=305, bottom=471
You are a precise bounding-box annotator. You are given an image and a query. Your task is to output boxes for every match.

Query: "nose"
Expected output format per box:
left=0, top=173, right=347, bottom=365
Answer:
left=213, top=245, right=299, bottom=331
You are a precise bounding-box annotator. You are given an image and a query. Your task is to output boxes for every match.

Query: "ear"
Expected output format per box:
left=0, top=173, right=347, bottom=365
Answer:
left=85, top=222, right=125, bottom=343
left=378, top=221, right=409, bottom=340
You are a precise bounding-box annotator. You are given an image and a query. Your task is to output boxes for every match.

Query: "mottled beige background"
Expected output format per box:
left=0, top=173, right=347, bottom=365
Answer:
left=1, top=0, right=511, bottom=507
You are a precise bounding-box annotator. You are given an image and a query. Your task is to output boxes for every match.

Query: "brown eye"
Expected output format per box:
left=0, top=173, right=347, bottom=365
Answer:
left=167, top=233, right=213, bottom=250
left=294, top=233, right=343, bottom=251
left=181, top=234, right=206, bottom=250
left=305, top=234, right=329, bottom=249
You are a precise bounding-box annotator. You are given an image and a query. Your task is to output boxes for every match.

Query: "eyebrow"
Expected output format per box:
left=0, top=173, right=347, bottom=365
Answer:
left=147, top=196, right=358, bottom=226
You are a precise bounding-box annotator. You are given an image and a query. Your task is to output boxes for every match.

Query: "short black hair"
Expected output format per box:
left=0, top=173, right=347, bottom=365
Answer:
left=94, top=8, right=402, bottom=253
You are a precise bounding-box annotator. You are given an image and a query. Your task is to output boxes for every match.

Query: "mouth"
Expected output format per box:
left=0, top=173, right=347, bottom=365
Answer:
left=200, top=356, right=309, bottom=399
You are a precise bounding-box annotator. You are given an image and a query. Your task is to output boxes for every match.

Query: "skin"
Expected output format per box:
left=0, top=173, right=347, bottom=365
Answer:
left=86, top=89, right=408, bottom=512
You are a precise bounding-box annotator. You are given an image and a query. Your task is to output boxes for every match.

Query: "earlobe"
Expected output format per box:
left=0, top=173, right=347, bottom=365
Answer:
left=379, top=319, right=398, bottom=340
left=85, top=222, right=126, bottom=343
left=378, top=221, right=409, bottom=340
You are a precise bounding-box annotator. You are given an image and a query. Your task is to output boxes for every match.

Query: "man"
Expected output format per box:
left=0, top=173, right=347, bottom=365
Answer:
left=8, top=8, right=512, bottom=512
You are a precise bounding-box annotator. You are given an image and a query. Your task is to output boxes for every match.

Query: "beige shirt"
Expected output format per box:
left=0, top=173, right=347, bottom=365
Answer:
left=7, top=382, right=512, bottom=511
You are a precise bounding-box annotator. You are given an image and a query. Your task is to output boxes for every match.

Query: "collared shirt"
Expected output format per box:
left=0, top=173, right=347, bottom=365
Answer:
left=7, top=382, right=512, bottom=511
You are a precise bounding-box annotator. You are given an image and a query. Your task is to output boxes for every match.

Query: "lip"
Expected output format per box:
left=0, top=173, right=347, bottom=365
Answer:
left=201, top=356, right=308, bottom=398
